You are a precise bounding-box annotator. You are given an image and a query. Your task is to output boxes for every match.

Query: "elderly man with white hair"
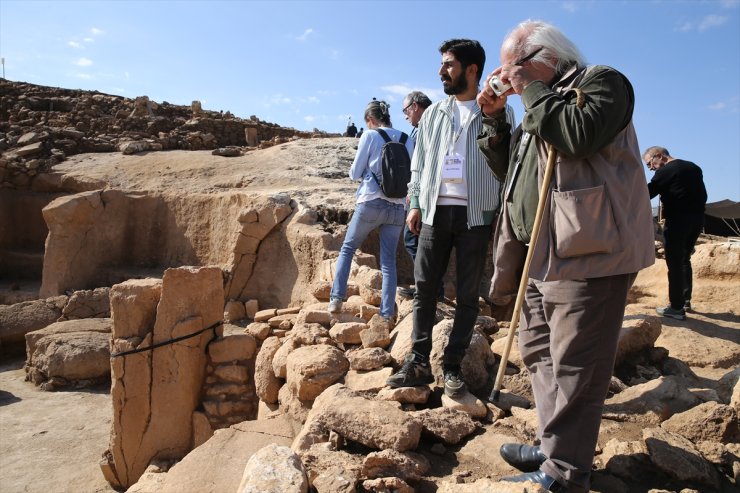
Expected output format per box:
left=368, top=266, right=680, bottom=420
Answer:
left=477, top=20, right=654, bottom=492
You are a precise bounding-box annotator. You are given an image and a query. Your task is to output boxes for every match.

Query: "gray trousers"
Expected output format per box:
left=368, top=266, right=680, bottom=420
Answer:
left=519, top=273, right=636, bottom=492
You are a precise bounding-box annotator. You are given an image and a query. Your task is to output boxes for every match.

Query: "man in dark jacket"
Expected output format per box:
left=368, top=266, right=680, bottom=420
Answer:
left=644, top=146, right=707, bottom=320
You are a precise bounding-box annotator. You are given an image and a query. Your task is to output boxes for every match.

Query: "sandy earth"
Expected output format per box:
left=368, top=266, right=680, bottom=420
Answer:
left=1, top=142, right=738, bottom=492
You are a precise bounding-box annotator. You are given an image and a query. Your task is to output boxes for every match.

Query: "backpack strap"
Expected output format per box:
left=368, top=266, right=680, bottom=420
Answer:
left=375, top=128, right=392, bottom=142
left=399, top=132, right=408, bottom=145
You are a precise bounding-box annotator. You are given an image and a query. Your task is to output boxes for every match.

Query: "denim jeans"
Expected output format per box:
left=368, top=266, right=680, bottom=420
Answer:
left=410, top=205, right=492, bottom=366
left=330, top=198, right=405, bottom=318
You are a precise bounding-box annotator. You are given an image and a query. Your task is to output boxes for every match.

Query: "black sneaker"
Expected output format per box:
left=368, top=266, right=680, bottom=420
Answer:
left=443, top=366, right=466, bottom=397
left=684, top=300, right=693, bottom=313
left=386, top=356, right=433, bottom=388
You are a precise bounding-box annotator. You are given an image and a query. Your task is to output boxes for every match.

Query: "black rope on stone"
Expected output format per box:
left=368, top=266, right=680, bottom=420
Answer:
left=110, top=320, right=223, bottom=358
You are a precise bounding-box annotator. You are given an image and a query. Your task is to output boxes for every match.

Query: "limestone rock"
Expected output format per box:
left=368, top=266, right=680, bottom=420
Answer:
left=244, top=299, right=259, bottom=319
left=224, top=300, right=246, bottom=322
left=441, top=392, right=488, bottom=419
left=615, top=316, right=662, bottom=366
left=603, top=376, right=701, bottom=423
left=411, top=407, right=478, bottom=444
left=0, top=295, right=68, bottom=344
left=362, top=477, right=413, bottom=493
left=273, top=337, right=300, bottom=378
left=360, top=324, right=391, bottom=350
left=255, top=336, right=283, bottom=404
left=278, top=382, right=313, bottom=423
left=296, top=384, right=421, bottom=452
left=361, top=449, right=430, bottom=481
left=105, top=267, right=223, bottom=489
left=661, top=401, right=739, bottom=444
left=286, top=344, right=349, bottom=401
left=600, top=438, right=650, bottom=478
left=330, top=321, right=367, bottom=345
left=299, top=443, right=362, bottom=492
left=59, top=287, right=111, bottom=320
left=208, top=330, right=256, bottom=363
left=291, top=323, right=333, bottom=346
left=643, top=427, right=721, bottom=489
left=236, top=443, right=308, bottom=493
left=245, top=322, right=271, bottom=340
left=376, top=386, right=431, bottom=405
left=438, top=478, right=548, bottom=492
left=24, top=318, right=112, bottom=389
left=491, top=333, right=522, bottom=370
left=717, top=367, right=739, bottom=406
left=344, top=368, right=393, bottom=393
left=347, top=347, right=392, bottom=371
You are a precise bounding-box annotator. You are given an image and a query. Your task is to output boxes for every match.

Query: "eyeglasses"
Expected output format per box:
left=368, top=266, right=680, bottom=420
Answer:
left=645, top=155, right=655, bottom=167
left=513, top=46, right=543, bottom=66
left=402, top=101, right=415, bottom=115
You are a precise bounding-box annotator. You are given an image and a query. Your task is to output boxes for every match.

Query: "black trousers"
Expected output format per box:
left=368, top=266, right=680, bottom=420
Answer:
left=663, top=213, right=703, bottom=309
left=410, top=206, right=491, bottom=366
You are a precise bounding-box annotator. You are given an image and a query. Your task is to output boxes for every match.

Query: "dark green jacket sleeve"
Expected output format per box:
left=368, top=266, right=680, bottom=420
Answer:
left=521, top=65, right=634, bottom=159
left=476, top=113, right=511, bottom=182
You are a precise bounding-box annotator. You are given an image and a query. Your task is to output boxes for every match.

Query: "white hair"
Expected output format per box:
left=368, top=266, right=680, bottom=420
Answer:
left=505, top=20, right=585, bottom=73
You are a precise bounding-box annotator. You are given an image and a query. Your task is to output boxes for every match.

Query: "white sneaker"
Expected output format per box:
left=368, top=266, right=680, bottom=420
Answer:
left=328, top=298, right=343, bottom=313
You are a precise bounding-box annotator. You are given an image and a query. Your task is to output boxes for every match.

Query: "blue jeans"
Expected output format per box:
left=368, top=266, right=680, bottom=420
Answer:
left=411, top=205, right=492, bottom=366
left=330, top=198, right=405, bottom=318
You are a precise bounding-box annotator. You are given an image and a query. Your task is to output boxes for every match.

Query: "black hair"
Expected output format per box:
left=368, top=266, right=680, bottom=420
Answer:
left=439, top=38, right=486, bottom=83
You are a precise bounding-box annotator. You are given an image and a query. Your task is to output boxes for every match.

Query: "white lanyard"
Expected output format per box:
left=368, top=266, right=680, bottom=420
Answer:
left=448, top=104, right=475, bottom=155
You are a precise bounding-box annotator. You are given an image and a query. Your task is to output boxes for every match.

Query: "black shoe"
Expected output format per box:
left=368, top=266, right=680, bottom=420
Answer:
left=386, top=356, right=433, bottom=388
left=684, top=300, right=693, bottom=313
left=501, top=470, right=563, bottom=492
left=443, top=366, right=466, bottom=397
left=500, top=443, right=547, bottom=472
left=397, top=286, right=416, bottom=299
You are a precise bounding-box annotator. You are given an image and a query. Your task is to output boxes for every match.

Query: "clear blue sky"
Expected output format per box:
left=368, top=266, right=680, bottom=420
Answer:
left=1, top=0, right=738, bottom=202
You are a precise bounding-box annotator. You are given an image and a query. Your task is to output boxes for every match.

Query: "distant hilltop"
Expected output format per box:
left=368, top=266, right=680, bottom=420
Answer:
left=0, top=78, right=339, bottom=190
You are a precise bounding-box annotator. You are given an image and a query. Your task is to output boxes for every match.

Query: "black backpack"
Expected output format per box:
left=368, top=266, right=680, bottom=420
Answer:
left=370, top=128, right=411, bottom=199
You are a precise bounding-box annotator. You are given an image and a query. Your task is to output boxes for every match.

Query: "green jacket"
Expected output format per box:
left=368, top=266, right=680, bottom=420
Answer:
left=477, top=64, right=654, bottom=288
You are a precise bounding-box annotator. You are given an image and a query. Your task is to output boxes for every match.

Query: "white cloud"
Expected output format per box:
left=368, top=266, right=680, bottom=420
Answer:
left=296, top=28, right=314, bottom=42
left=698, top=14, right=727, bottom=31
left=561, top=1, right=577, bottom=13
left=270, top=95, right=292, bottom=104
left=83, top=37, right=94, bottom=43
left=720, top=0, right=739, bottom=8
left=380, top=83, right=445, bottom=103
left=304, top=115, right=316, bottom=122
left=306, top=96, right=320, bottom=103
left=330, top=49, right=340, bottom=60
left=90, top=27, right=105, bottom=35
left=74, top=57, right=93, bottom=66
left=124, top=71, right=130, bottom=80
left=75, top=73, right=92, bottom=79
left=676, top=14, right=728, bottom=32
left=68, top=41, right=82, bottom=48
left=707, top=96, right=739, bottom=112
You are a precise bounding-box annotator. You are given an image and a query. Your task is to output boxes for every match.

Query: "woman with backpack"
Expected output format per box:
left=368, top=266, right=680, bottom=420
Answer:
left=328, top=99, right=414, bottom=322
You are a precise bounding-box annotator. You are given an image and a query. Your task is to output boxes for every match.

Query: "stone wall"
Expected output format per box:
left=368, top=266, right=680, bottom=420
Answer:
left=0, top=79, right=338, bottom=191
left=102, top=267, right=224, bottom=489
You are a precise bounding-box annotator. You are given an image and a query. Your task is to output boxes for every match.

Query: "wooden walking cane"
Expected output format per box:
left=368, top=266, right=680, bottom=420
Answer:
left=490, top=143, right=557, bottom=403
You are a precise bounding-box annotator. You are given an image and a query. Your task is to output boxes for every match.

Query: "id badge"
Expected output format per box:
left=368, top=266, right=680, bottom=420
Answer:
left=442, top=154, right=464, bottom=183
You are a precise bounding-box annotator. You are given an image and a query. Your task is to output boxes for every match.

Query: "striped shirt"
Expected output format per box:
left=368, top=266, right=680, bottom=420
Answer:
left=408, top=96, right=516, bottom=227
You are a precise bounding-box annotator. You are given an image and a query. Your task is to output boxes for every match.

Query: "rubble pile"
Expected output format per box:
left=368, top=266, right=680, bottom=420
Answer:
left=0, top=79, right=336, bottom=190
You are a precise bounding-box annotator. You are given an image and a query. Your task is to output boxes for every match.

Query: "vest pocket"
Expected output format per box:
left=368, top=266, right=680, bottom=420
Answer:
left=551, top=184, right=618, bottom=258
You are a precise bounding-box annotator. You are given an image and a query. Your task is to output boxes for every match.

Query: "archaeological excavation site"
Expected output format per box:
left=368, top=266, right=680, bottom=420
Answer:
left=1, top=79, right=739, bottom=493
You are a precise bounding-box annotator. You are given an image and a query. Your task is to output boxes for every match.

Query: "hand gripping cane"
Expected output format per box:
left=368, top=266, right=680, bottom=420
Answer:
left=490, top=143, right=557, bottom=403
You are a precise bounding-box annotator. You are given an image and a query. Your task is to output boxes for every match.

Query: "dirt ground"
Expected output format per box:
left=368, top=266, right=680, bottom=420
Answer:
left=0, top=355, right=116, bottom=493
left=1, top=145, right=737, bottom=492
left=1, top=250, right=737, bottom=493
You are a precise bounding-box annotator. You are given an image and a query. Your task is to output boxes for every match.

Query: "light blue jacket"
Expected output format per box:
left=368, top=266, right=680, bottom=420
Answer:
left=350, top=127, right=414, bottom=204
